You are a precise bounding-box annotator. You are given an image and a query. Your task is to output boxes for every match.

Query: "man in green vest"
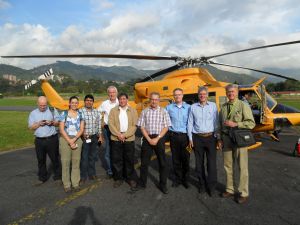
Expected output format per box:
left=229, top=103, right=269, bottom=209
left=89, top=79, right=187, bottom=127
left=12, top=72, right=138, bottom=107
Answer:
left=218, top=84, right=255, bottom=204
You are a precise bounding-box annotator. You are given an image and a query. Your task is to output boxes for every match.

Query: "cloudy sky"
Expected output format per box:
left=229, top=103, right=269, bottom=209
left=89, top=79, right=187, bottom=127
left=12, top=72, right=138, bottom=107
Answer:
left=1, top=0, right=300, bottom=77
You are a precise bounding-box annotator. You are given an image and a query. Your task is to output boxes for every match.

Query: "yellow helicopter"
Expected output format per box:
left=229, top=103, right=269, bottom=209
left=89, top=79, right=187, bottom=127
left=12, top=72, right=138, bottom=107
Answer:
left=2, top=40, right=300, bottom=146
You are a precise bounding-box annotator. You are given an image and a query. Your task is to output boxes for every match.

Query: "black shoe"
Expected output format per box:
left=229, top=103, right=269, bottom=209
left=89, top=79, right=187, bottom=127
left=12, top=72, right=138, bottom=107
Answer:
left=34, top=180, right=46, bottom=186
left=137, top=184, right=146, bottom=190
left=89, top=175, right=98, bottom=181
left=198, top=185, right=206, bottom=194
left=182, top=181, right=190, bottom=189
left=171, top=181, right=180, bottom=188
left=208, top=189, right=217, bottom=197
left=113, top=180, right=123, bottom=188
left=160, top=185, right=169, bottom=194
left=106, top=174, right=113, bottom=180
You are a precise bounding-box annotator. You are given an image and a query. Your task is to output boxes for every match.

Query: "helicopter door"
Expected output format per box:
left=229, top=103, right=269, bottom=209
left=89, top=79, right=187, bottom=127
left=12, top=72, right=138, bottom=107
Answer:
left=260, top=84, right=267, bottom=124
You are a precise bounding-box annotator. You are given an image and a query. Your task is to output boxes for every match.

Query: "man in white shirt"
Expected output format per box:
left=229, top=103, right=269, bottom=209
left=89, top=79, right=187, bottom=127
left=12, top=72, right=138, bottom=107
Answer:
left=97, top=86, right=119, bottom=178
left=108, top=93, right=138, bottom=190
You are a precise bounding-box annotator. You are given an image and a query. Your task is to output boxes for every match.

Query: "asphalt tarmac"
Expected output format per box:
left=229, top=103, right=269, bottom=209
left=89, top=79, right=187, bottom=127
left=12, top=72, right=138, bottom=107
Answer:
left=0, top=129, right=300, bottom=225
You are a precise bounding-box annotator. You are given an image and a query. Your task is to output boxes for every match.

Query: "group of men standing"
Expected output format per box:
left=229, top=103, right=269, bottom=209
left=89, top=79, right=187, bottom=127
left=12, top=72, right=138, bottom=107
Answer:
left=28, top=83, right=255, bottom=204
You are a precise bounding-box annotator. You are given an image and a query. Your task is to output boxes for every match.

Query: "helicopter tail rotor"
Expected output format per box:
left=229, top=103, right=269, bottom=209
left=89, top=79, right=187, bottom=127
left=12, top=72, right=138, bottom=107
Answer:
left=24, top=68, right=54, bottom=90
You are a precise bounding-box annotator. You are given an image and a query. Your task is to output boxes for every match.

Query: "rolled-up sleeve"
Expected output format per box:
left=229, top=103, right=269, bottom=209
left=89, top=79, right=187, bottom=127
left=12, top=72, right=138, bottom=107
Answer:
left=137, top=110, right=145, bottom=127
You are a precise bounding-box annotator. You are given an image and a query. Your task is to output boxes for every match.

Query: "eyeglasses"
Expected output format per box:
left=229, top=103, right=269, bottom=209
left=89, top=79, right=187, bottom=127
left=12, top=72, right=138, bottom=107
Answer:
left=150, top=98, right=159, bottom=101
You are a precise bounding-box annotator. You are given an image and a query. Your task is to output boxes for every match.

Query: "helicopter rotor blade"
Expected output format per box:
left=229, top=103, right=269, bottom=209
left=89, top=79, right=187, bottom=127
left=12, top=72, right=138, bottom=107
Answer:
left=1, top=54, right=178, bottom=61
left=209, top=61, right=298, bottom=81
left=140, top=64, right=181, bottom=82
left=206, top=40, right=300, bottom=60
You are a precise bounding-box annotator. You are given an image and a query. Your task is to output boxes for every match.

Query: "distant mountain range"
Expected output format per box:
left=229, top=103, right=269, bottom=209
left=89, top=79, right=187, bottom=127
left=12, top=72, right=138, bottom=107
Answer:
left=0, top=61, right=298, bottom=84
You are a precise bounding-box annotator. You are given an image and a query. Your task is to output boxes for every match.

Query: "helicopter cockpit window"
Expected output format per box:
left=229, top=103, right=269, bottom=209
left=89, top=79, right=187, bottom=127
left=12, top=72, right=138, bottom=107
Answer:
left=265, top=93, right=277, bottom=110
left=256, top=86, right=277, bottom=110
left=239, top=90, right=261, bottom=123
left=183, top=92, right=216, bottom=105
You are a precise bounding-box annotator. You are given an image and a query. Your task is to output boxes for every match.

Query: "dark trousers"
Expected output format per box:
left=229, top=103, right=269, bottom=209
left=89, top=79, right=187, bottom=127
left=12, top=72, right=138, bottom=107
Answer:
left=80, top=135, right=99, bottom=180
left=34, top=134, right=61, bottom=182
left=111, top=140, right=138, bottom=181
left=140, top=135, right=168, bottom=187
left=169, top=132, right=190, bottom=183
left=103, top=125, right=112, bottom=175
left=193, top=134, right=217, bottom=190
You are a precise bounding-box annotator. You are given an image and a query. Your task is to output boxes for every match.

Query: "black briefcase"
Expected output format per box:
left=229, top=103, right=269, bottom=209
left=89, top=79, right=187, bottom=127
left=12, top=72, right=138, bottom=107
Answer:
left=229, top=128, right=256, bottom=148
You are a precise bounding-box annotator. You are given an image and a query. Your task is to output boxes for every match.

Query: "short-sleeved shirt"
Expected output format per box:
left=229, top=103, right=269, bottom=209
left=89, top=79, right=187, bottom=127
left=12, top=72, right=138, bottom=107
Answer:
left=97, top=99, right=119, bottom=125
left=79, top=107, right=102, bottom=135
left=137, top=106, right=171, bottom=135
left=59, top=111, right=83, bottom=137
left=28, top=107, right=57, bottom=138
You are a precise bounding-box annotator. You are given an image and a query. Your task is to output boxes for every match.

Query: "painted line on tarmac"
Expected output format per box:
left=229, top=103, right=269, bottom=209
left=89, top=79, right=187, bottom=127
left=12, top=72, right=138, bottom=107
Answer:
left=7, top=147, right=171, bottom=225
left=0, top=145, right=34, bottom=155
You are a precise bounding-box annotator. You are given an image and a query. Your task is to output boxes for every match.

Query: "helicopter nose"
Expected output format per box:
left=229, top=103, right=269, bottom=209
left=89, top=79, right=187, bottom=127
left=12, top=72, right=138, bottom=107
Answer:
left=272, top=103, right=300, bottom=114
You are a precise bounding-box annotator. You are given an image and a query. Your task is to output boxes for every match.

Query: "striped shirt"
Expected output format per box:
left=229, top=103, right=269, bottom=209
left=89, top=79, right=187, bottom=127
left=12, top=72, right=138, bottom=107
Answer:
left=137, top=106, right=171, bottom=135
left=79, top=107, right=102, bottom=135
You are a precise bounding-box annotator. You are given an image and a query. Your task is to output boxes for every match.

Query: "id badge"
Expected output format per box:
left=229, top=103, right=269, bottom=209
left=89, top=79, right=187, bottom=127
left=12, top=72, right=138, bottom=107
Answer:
left=86, top=139, right=91, bottom=143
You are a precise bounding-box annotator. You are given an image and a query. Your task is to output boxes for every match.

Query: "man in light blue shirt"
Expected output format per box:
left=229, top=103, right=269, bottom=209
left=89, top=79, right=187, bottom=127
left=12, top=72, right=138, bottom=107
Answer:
left=187, top=86, right=219, bottom=197
left=166, top=88, right=191, bottom=189
left=28, top=96, right=61, bottom=185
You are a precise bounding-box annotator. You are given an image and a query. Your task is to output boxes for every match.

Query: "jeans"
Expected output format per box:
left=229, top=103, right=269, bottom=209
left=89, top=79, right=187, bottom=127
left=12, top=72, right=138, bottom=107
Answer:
left=80, top=135, right=99, bottom=180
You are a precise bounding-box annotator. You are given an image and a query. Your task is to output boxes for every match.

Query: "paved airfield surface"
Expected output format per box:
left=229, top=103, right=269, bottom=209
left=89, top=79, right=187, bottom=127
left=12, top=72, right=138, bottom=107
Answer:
left=0, top=129, right=300, bottom=225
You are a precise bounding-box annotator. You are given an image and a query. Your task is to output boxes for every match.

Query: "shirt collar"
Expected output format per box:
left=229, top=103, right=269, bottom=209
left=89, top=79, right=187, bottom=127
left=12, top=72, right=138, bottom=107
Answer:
left=197, top=101, right=209, bottom=107
left=109, top=99, right=119, bottom=104
left=173, top=102, right=187, bottom=108
left=119, top=106, right=128, bottom=111
left=150, top=106, right=160, bottom=111
left=227, top=98, right=238, bottom=105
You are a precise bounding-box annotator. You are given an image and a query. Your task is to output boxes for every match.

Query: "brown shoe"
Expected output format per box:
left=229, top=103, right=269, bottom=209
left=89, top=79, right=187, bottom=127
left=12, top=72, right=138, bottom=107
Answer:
left=237, top=196, right=248, bottom=204
left=113, top=180, right=123, bottom=188
left=222, top=191, right=234, bottom=198
left=128, top=180, right=138, bottom=191
left=73, top=186, right=81, bottom=192
left=89, top=175, right=98, bottom=180
left=79, top=179, right=86, bottom=186
left=64, top=187, right=72, bottom=193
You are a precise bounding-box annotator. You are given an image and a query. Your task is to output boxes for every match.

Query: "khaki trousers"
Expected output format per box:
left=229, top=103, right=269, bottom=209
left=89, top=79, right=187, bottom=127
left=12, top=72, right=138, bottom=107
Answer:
left=59, top=137, right=82, bottom=188
left=223, top=135, right=249, bottom=197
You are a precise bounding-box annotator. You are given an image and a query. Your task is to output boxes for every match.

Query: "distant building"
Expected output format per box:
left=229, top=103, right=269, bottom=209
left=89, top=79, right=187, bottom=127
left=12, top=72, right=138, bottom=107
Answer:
left=2, top=74, right=17, bottom=84
left=271, top=91, right=300, bottom=96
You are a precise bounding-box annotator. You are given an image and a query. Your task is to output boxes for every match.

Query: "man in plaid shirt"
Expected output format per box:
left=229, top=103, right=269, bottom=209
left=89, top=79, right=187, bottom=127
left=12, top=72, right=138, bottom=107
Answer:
left=79, top=94, right=103, bottom=185
left=137, top=92, right=171, bottom=194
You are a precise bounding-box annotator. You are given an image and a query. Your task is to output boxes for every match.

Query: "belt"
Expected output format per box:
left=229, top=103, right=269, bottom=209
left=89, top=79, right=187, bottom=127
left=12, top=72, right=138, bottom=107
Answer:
left=149, top=134, right=159, bottom=138
left=170, top=131, right=187, bottom=135
left=194, top=132, right=213, bottom=137
left=36, top=134, right=57, bottom=140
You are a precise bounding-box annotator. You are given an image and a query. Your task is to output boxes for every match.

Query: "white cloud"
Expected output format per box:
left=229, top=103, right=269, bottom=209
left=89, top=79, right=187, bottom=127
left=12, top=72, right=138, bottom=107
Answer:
left=1, top=0, right=300, bottom=81
left=90, top=0, right=114, bottom=11
left=0, top=0, right=10, bottom=10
